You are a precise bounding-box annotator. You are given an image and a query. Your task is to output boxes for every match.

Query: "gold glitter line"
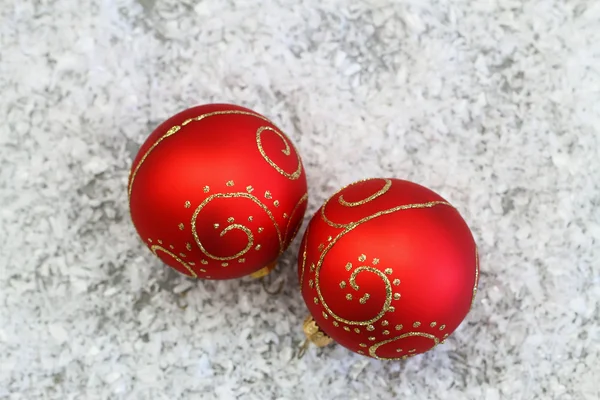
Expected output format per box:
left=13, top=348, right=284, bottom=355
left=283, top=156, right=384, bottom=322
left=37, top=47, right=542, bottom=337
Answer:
left=368, top=332, right=439, bottom=360
left=191, top=192, right=282, bottom=260
left=128, top=110, right=270, bottom=200
left=321, top=197, right=453, bottom=229
left=256, top=126, right=302, bottom=180
left=299, top=228, right=309, bottom=287
left=470, top=246, right=480, bottom=311
left=338, top=178, right=392, bottom=207
left=283, top=193, right=308, bottom=244
left=151, top=245, right=197, bottom=277
left=315, top=200, right=452, bottom=326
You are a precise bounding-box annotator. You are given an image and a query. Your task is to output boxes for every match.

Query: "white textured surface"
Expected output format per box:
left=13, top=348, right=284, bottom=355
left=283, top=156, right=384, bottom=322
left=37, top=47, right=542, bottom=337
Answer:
left=1, top=0, right=599, bottom=399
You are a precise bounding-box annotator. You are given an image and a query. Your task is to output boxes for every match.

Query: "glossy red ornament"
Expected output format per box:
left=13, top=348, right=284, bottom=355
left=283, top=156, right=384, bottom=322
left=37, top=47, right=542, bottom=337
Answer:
left=298, top=178, right=478, bottom=360
left=129, top=103, right=308, bottom=280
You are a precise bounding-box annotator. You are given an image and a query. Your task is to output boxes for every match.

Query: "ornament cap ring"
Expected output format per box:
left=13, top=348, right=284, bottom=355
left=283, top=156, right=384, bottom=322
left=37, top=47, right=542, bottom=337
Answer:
left=250, top=260, right=278, bottom=279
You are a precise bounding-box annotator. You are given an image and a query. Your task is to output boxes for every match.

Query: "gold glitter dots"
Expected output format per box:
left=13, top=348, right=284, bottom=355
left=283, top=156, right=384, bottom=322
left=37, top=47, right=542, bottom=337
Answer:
left=339, top=281, right=346, bottom=289
left=360, top=343, right=367, bottom=348
left=322, top=312, right=328, bottom=319
left=413, top=321, right=421, bottom=328
left=393, top=279, right=400, bottom=286
left=318, top=243, right=325, bottom=252
left=430, top=322, right=437, bottom=328
left=402, top=355, right=408, bottom=360
left=248, top=216, right=253, bottom=222
left=238, top=258, right=245, bottom=263
left=346, top=294, right=353, bottom=301
left=184, top=201, right=191, bottom=208
left=359, top=293, right=370, bottom=304
left=443, top=333, right=449, bottom=338
left=265, top=191, right=272, bottom=199
left=381, top=320, right=389, bottom=327
left=178, top=253, right=186, bottom=258
left=186, top=243, right=192, bottom=251
left=358, top=350, right=365, bottom=355
left=367, top=325, right=375, bottom=331
left=313, top=297, right=319, bottom=304
left=327, top=236, right=332, bottom=241
left=203, top=186, right=210, bottom=193
left=383, top=330, right=390, bottom=336
left=372, top=258, right=380, bottom=265
left=345, top=262, right=352, bottom=271
left=148, top=238, right=153, bottom=243
left=169, top=245, right=174, bottom=250
left=201, top=260, right=208, bottom=265
left=189, top=262, right=195, bottom=266
left=246, top=185, right=254, bottom=193
left=388, top=306, right=396, bottom=312
left=258, top=227, right=264, bottom=233
left=368, top=337, right=376, bottom=341
left=227, top=217, right=235, bottom=223
left=255, top=244, right=261, bottom=251
left=395, top=324, right=403, bottom=331
left=354, top=328, right=360, bottom=334
left=310, top=263, right=315, bottom=272
left=309, top=279, right=314, bottom=288
left=439, top=324, right=446, bottom=331
left=222, top=262, right=228, bottom=267
left=358, top=254, right=366, bottom=262
left=409, top=349, right=416, bottom=353
left=178, top=223, right=184, bottom=230
left=393, top=293, right=401, bottom=300
left=396, top=348, right=402, bottom=353
left=199, top=268, right=206, bottom=273
left=333, top=321, right=339, bottom=327
left=214, top=223, right=220, bottom=229
left=157, top=240, right=163, bottom=244
left=274, top=200, right=280, bottom=207
left=384, top=268, right=393, bottom=275
left=344, top=326, right=350, bottom=332
left=226, top=180, right=234, bottom=187
left=283, top=213, right=288, bottom=219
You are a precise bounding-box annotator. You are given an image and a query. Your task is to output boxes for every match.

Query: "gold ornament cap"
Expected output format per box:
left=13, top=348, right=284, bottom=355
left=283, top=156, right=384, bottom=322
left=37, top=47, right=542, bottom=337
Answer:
left=250, top=260, right=278, bottom=279
left=303, top=315, right=334, bottom=347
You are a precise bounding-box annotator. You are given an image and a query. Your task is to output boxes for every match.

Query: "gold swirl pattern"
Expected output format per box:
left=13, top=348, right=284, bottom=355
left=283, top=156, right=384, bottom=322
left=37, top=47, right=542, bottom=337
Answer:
left=368, top=332, right=439, bottom=360
left=256, top=126, right=302, bottom=180
left=321, top=178, right=452, bottom=229
left=315, top=200, right=453, bottom=325
left=128, top=110, right=271, bottom=201
left=338, top=179, right=392, bottom=207
left=191, top=192, right=282, bottom=261
left=151, top=245, right=197, bottom=277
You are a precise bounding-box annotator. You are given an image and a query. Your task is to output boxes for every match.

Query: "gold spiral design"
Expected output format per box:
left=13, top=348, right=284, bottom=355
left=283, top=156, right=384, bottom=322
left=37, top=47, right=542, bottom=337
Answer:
left=315, top=179, right=455, bottom=326
left=151, top=245, right=197, bottom=277
left=191, top=192, right=282, bottom=261
left=128, top=110, right=271, bottom=201
left=256, top=126, right=302, bottom=180
left=338, top=179, right=392, bottom=207
left=344, top=266, right=393, bottom=324
left=368, top=332, right=439, bottom=360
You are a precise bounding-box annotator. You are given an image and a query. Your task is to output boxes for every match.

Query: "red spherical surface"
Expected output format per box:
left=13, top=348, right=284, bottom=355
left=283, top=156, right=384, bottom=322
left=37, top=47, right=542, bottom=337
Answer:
left=129, top=104, right=308, bottom=279
left=298, top=178, right=479, bottom=360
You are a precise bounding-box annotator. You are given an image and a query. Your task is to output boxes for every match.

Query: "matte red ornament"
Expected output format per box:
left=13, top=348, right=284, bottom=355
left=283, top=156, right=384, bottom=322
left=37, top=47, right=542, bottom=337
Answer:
left=129, top=104, right=308, bottom=280
left=298, top=178, right=479, bottom=360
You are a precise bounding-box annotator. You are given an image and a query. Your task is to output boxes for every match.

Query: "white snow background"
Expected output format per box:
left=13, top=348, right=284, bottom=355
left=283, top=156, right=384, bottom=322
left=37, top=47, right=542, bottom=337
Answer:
left=0, top=0, right=599, bottom=399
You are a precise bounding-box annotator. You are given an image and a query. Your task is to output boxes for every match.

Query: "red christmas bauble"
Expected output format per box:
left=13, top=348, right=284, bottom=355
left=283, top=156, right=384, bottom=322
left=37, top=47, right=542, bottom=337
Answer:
left=298, top=178, right=478, bottom=360
left=129, top=104, right=308, bottom=280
